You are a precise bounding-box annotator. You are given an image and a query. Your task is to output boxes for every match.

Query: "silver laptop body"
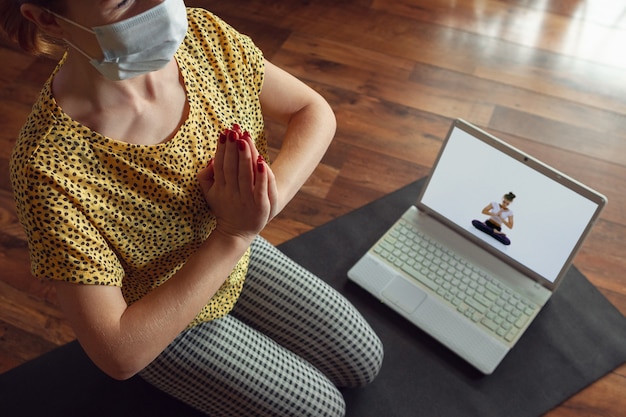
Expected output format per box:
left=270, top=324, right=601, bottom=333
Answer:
left=348, top=119, right=607, bottom=374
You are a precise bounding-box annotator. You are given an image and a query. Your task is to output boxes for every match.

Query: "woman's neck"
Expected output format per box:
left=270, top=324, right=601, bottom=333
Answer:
left=51, top=53, right=188, bottom=145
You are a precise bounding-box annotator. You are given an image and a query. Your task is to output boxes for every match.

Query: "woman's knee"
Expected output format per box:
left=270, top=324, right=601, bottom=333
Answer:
left=139, top=318, right=350, bottom=417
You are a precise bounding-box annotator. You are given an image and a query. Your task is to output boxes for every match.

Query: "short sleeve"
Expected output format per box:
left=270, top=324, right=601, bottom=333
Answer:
left=13, top=159, right=125, bottom=285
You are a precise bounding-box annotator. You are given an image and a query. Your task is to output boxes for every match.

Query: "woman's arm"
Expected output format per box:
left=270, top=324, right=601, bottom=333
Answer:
left=502, top=215, right=514, bottom=229
left=54, top=137, right=273, bottom=381
left=481, top=204, right=494, bottom=216
left=54, top=230, right=250, bottom=380
left=259, top=59, right=336, bottom=216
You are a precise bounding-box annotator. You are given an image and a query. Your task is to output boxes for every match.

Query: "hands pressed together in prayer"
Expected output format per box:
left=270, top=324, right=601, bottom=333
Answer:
left=198, top=124, right=278, bottom=241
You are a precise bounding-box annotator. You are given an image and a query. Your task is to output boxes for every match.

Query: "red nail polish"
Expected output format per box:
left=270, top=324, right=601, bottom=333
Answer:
left=227, top=130, right=239, bottom=142
left=219, top=132, right=227, bottom=143
left=257, top=155, right=265, bottom=172
left=237, top=139, right=246, bottom=151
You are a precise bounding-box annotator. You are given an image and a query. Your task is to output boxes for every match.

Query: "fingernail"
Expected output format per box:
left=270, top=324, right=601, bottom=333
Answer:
left=219, top=132, right=227, bottom=143
left=257, top=155, right=265, bottom=172
left=227, top=130, right=239, bottom=142
left=242, top=131, right=251, bottom=141
left=237, top=139, right=246, bottom=151
left=232, top=123, right=242, bottom=133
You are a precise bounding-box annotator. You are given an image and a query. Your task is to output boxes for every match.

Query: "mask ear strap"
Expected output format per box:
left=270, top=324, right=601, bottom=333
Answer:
left=44, top=9, right=98, bottom=62
left=44, top=8, right=96, bottom=34
left=64, top=38, right=97, bottom=62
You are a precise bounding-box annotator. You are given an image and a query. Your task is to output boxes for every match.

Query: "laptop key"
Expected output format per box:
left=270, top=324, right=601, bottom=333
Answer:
left=465, top=297, right=488, bottom=314
left=515, top=314, right=531, bottom=329
left=401, top=264, right=438, bottom=291
left=482, top=318, right=499, bottom=332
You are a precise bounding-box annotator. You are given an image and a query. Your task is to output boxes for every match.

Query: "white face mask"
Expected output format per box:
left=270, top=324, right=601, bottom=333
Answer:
left=49, top=0, right=188, bottom=81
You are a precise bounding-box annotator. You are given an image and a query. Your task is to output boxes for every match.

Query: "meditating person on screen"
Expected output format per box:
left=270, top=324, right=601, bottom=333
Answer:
left=2, top=1, right=383, bottom=416
left=472, top=192, right=516, bottom=245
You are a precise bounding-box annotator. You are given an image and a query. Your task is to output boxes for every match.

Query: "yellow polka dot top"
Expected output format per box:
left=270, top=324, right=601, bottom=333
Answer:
left=10, top=9, right=268, bottom=327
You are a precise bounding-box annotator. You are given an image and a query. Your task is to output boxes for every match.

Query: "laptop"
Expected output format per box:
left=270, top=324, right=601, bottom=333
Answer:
left=348, top=119, right=607, bottom=374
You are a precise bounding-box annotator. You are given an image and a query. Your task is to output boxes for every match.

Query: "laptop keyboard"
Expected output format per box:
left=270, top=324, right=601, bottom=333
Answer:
left=373, top=217, right=540, bottom=344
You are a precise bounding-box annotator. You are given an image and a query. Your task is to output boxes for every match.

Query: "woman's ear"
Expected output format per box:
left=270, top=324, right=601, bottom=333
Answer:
left=20, top=4, right=65, bottom=38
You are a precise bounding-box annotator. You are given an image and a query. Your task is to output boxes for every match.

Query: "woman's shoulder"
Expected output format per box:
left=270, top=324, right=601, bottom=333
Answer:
left=11, top=91, right=101, bottom=188
left=183, top=8, right=261, bottom=58
left=178, top=7, right=264, bottom=96
left=185, top=7, right=225, bottom=27
left=11, top=87, right=55, bottom=166
left=184, top=8, right=239, bottom=44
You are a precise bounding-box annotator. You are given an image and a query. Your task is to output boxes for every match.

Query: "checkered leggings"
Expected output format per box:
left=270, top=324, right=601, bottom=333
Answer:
left=138, top=236, right=383, bottom=417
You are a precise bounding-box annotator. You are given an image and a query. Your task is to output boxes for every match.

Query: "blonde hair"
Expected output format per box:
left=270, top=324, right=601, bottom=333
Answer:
left=0, top=0, right=66, bottom=56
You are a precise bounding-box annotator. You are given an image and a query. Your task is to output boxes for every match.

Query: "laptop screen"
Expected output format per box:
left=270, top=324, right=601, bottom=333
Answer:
left=418, top=120, right=606, bottom=286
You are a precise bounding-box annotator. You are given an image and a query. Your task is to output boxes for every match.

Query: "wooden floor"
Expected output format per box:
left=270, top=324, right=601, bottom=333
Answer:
left=1, top=0, right=625, bottom=415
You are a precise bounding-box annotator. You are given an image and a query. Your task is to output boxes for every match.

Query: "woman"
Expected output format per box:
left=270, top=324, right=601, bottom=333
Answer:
left=2, top=1, right=383, bottom=415
left=472, top=192, right=516, bottom=245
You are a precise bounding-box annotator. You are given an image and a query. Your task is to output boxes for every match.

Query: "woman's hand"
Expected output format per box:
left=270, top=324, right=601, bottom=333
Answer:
left=198, top=125, right=277, bottom=241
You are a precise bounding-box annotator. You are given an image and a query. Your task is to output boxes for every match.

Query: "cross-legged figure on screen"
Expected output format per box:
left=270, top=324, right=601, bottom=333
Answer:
left=472, top=192, right=516, bottom=245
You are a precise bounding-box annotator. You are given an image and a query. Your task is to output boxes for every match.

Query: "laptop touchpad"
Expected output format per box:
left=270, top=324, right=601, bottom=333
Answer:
left=381, top=276, right=428, bottom=314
